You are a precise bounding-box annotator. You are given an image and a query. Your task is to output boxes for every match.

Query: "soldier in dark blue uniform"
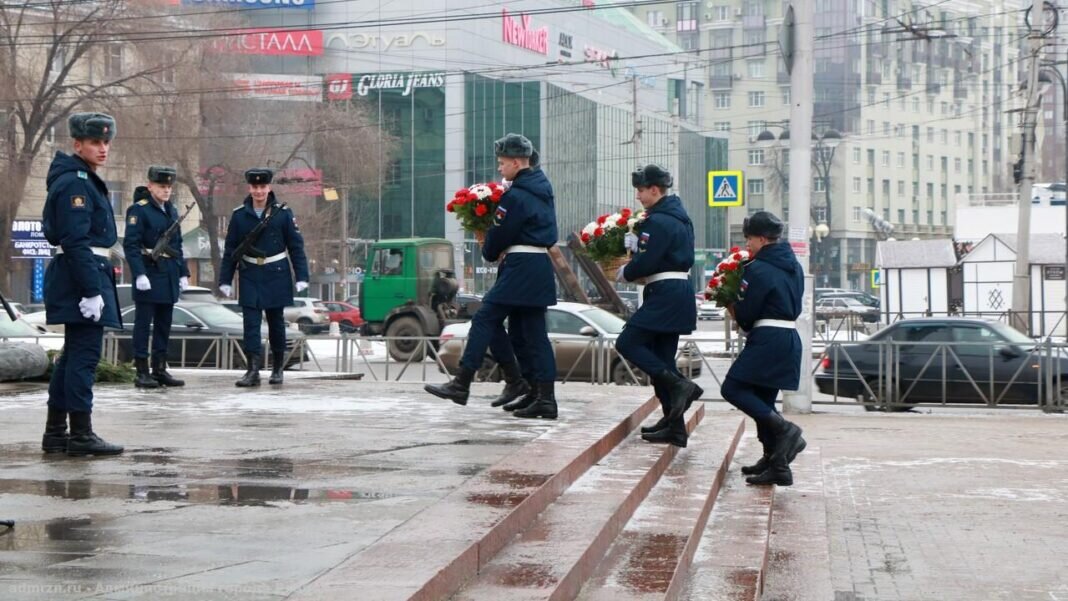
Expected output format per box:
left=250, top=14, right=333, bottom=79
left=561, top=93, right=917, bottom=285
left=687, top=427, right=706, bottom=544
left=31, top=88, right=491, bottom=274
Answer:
left=722, top=211, right=806, bottom=486
left=218, top=169, right=309, bottom=387
left=123, top=166, right=189, bottom=389
left=614, top=165, right=702, bottom=448
left=426, top=133, right=559, bottom=419
left=40, top=112, right=124, bottom=457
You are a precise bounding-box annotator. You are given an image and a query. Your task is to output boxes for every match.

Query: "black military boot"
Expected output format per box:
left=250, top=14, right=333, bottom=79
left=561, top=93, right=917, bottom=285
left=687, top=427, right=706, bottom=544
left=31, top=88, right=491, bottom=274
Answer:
left=641, top=416, right=688, bottom=448
left=745, top=455, right=792, bottom=486
left=642, top=384, right=704, bottom=434
left=424, top=367, right=475, bottom=406
left=653, top=370, right=699, bottom=423
left=514, top=382, right=558, bottom=419
left=502, top=382, right=537, bottom=412
left=134, top=357, right=160, bottom=389
left=745, top=412, right=805, bottom=487
left=490, top=363, right=530, bottom=408
left=269, top=351, right=286, bottom=385
left=151, top=356, right=184, bottom=387
left=236, top=354, right=262, bottom=388
left=741, top=426, right=773, bottom=475
left=41, top=408, right=69, bottom=454
left=66, top=412, right=124, bottom=457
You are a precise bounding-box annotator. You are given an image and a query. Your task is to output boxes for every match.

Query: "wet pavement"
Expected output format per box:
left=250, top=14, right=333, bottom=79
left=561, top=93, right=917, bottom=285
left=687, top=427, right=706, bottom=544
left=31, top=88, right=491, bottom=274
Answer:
left=0, top=374, right=581, bottom=600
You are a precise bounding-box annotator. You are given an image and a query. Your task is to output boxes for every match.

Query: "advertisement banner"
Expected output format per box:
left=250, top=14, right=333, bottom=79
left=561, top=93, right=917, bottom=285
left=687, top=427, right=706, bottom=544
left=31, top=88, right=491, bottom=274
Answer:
left=211, top=29, right=323, bottom=56
left=232, top=73, right=322, bottom=102
left=11, top=219, right=53, bottom=259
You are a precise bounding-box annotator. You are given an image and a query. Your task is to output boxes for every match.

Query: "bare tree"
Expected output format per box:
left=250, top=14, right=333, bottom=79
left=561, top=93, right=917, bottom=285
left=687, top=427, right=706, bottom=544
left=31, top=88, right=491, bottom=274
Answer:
left=0, top=0, right=181, bottom=279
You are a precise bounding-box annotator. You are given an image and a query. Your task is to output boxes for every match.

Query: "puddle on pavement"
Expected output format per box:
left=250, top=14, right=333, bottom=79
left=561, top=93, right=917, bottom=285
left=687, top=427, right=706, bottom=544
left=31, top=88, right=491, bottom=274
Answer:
left=492, top=562, right=558, bottom=588
left=484, top=470, right=551, bottom=489
left=465, top=491, right=530, bottom=509
left=0, top=478, right=403, bottom=506
left=619, top=532, right=687, bottom=593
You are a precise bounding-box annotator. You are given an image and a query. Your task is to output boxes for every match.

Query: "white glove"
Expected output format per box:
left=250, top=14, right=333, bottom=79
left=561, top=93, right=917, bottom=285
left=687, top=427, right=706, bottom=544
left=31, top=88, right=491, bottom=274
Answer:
left=179, top=276, right=189, bottom=291
left=78, top=295, right=104, bottom=322
left=135, top=275, right=151, bottom=291
left=295, top=281, right=308, bottom=293
left=615, top=264, right=629, bottom=283
left=219, top=285, right=233, bottom=298
left=624, top=232, right=639, bottom=253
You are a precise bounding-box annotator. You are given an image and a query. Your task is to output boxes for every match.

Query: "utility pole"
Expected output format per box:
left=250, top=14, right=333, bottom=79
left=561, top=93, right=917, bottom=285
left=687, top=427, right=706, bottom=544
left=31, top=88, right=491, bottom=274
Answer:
left=631, top=75, right=643, bottom=161
left=1012, top=3, right=1050, bottom=334
left=781, top=0, right=815, bottom=414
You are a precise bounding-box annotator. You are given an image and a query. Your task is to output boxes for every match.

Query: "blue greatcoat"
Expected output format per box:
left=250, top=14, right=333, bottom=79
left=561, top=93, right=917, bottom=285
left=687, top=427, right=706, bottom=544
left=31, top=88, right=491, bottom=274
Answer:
left=219, top=194, right=310, bottom=310
left=123, top=188, right=189, bottom=305
left=482, top=168, right=558, bottom=307
left=622, top=195, right=697, bottom=334
left=42, top=152, right=121, bottom=329
left=725, top=241, right=804, bottom=390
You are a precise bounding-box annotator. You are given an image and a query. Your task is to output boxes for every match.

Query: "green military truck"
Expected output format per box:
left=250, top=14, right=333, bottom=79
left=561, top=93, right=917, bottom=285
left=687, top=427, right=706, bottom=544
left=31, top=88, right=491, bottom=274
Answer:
left=359, top=238, right=474, bottom=361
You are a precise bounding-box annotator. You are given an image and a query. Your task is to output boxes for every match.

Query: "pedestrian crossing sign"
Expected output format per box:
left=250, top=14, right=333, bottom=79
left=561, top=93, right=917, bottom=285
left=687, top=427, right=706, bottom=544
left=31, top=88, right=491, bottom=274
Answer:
left=708, top=171, right=744, bottom=207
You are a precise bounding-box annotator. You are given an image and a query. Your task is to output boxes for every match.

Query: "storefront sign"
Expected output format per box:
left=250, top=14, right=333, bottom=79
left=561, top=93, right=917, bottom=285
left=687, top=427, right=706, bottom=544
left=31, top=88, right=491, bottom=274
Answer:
left=1044, top=265, right=1066, bottom=281
left=502, top=9, right=548, bottom=55
left=183, top=0, right=314, bottom=8
left=232, top=74, right=321, bottom=101
left=584, top=44, right=619, bottom=74
left=11, top=219, right=52, bottom=259
left=325, top=32, right=445, bottom=51
left=558, top=32, right=573, bottom=59
left=325, top=74, right=353, bottom=100
left=355, top=72, right=445, bottom=97
left=211, top=29, right=323, bottom=56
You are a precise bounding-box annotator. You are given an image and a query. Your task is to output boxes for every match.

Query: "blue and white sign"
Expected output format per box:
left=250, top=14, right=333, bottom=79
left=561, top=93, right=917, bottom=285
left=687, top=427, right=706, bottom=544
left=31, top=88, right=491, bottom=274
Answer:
left=183, top=0, right=315, bottom=9
left=32, top=259, right=45, bottom=302
left=11, top=219, right=52, bottom=259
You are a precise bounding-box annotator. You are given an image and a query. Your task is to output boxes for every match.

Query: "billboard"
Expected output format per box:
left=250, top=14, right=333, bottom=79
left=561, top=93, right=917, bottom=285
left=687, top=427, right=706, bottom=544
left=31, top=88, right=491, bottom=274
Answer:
left=211, top=29, right=323, bottom=56
left=231, top=73, right=322, bottom=102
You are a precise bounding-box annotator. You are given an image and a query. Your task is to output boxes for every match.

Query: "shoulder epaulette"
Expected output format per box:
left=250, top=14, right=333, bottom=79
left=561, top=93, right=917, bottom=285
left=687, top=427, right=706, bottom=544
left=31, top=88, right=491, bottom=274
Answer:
left=77, top=171, right=88, bottom=180
left=233, top=205, right=244, bottom=212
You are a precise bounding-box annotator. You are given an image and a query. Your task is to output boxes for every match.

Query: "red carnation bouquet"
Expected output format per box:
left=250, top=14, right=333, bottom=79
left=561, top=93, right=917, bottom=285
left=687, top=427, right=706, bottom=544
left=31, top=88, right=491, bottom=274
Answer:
left=704, top=246, right=751, bottom=307
left=446, top=182, right=505, bottom=242
left=578, top=208, right=642, bottom=262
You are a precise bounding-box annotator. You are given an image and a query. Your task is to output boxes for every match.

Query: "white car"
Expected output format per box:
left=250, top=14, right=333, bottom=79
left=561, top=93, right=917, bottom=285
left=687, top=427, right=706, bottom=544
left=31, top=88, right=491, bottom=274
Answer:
left=697, top=301, right=725, bottom=321
left=0, top=312, right=64, bottom=351
left=282, top=298, right=330, bottom=333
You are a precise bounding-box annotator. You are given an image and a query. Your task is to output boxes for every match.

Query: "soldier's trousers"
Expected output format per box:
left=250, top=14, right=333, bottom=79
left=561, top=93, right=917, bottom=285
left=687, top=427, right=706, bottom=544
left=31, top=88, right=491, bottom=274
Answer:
left=615, top=324, right=681, bottom=415
left=132, top=301, right=173, bottom=359
left=48, top=323, right=104, bottom=414
left=242, top=307, right=286, bottom=356
left=721, top=376, right=780, bottom=450
left=461, top=301, right=555, bottom=383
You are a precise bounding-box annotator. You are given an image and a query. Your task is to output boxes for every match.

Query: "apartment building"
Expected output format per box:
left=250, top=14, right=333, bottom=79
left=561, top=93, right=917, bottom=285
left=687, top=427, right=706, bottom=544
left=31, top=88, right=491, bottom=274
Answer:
left=632, top=0, right=1018, bottom=291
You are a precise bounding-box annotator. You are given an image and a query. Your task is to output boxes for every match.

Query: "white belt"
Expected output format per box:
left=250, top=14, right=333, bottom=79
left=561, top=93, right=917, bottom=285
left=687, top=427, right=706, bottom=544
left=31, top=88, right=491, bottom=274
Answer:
left=754, top=319, right=797, bottom=329
left=55, top=246, right=110, bottom=258
left=644, top=271, right=689, bottom=284
left=242, top=251, right=288, bottom=266
left=504, top=245, right=547, bottom=254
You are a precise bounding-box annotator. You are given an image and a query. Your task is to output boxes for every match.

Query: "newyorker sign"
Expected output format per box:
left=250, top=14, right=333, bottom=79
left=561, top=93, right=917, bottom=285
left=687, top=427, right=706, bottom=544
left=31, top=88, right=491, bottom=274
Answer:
left=211, top=29, right=323, bottom=56
left=501, top=9, right=548, bottom=55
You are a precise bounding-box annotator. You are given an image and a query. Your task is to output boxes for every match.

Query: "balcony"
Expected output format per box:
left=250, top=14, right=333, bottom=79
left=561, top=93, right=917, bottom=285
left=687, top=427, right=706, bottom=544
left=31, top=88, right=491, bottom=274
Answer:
left=709, top=75, right=733, bottom=89
left=777, top=70, right=790, bottom=84
left=743, top=14, right=765, bottom=29
left=866, top=71, right=882, bottom=85
left=897, top=75, right=912, bottom=90
left=953, top=82, right=968, bottom=99
left=926, top=82, right=941, bottom=95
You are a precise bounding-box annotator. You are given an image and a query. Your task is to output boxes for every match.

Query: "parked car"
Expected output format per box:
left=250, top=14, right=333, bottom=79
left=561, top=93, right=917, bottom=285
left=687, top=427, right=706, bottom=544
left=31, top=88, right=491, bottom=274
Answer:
left=283, top=298, right=330, bottom=333
left=437, top=302, right=702, bottom=384
left=0, top=311, right=64, bottom=351
left=220, top=300, right=243, bottom=315
left=815, top=287, right=848, bottom=299
left=8, top=302, right=27, bottom=318
left=116, top=284, right=219, bottom=309
left=615, top=290, right=639, bottom=313
left=814, top=297, right=880, bottom=323
left=115, top=301, right=307, bottom=368
left=697, top=300, right=725, bottom=321
left=454, top=293, right=482, bottom=318
left=815, top=317, right=1062, bottom=407
left=320, top=301, right=365, bottom=332
left=820, top=291, right=880, bottom=308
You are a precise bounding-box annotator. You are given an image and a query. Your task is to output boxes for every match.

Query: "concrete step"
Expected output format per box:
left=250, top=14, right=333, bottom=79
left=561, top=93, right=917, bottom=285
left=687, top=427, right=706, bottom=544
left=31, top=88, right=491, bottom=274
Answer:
left=289, top=394, right=659, bottom=601
left=678, top=433, right=776, bottom=601
left=576, top=415, right=746, bottom=601
left=449, top=404, right=720, bottom=601
left=760, top=448, right=834, bottom=601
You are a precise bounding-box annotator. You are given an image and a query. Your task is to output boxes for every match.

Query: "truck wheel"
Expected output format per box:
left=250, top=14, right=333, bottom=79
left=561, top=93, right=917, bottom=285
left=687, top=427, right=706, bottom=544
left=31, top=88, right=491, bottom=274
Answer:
left=386, top=316, right=426, bottom=362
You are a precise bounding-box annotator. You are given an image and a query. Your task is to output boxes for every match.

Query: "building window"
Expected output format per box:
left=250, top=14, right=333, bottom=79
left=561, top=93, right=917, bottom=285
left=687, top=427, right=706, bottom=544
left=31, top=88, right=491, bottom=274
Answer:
left=714, top=121, right=730, bottom=131
left=912, top=97, right=920, bottom=112
left=852, top=147, right=861, bottom=163
left=647, top=10, right=665, bottom=26
left=105, top=44, right=123, bottom=78
left=927, top=210, right=934, bottom=224
left=676, top=1, right=698, bottom=31
left=813, top=177, right=825, bottom=192
left=883, top=121, right=890, bottom=135
left=912, top=153, right=919, bottom=169
left=896, top=152, right=905, bottom=168
left=867, top=120, right=875, bottom=134
left=748, top=178, right=765, bottom=195
left=898, top=180, right=905, bottom=195
left=913, top=181, right=919, bottom=197
left=940, top=129, right=948, bottom=144
left=941, top=210, right=947, bottom=224
left=926, top=182, right=934, bottom=199
left=867, top=88, right=875, bottom=105
left=881, top=151, right=890, bottom=167
left=926, top=155, right=934, bottom=170
left=748, top=91, right=765, bottom=107
left=748, top=149, right=765, bottom=165
left=713, top=92, right=730, bottom=109
left=852, top=177, right=862, bottom=193
left=954, top=131, right=962, bottom=146
left=954, top=158, right=961, bottom=173
left=713, top=5, right=729, bottom=21
left=882, top=179, right=890, bottom=197
left=814, top=206, right=827, bottom=222
left=898, top=209, right=906, bottom=224
left=747, top=60, right=765, bottom=79
left=782, top=87, right=790, bottom=105
left=853, top=206, right=862, bottom=222
left=970, top=159, right=976, bottom=174
left=940, top=156, right=948, bottom=172
left=747, top=120, right=766, bottom=140
left=926, top=127, right=934, bottom=143
left=941, top=184, right=948, bottom=200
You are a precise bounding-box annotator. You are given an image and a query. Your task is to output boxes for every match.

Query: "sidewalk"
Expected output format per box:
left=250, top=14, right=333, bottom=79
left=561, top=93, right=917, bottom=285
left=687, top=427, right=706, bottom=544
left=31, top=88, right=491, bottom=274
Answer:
left=0, top=376, right=1065, bottom=600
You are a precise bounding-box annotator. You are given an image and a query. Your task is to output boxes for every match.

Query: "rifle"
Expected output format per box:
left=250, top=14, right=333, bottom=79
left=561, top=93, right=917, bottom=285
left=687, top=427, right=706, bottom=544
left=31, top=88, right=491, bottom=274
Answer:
left=0, top=288, right=16, bottom=321
left=148, top=202, right=195, bottom=263
left=231, top=202, right=287, bottom=270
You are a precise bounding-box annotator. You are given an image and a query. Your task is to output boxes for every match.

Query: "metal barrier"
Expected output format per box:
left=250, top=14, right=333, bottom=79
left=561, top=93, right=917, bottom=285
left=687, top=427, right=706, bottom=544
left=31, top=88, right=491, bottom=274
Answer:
left=818, top=338, right=1067, bottom=413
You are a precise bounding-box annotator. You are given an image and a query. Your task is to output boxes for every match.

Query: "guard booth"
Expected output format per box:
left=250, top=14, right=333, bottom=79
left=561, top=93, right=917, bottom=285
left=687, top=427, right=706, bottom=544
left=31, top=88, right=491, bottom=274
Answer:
left=876, top=239, right=956, bottom=322
left=959, top=233, right=1066, bottom=338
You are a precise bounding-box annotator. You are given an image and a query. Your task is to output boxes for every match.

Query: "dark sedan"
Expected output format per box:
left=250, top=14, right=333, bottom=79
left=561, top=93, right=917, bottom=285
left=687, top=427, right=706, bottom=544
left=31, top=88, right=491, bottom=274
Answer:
left=816, top=318, right=1065, bottom=407
left=115, top=302, right=307, bottom=368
